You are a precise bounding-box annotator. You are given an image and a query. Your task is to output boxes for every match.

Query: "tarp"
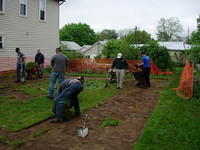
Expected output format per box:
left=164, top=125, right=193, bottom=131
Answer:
left=174, top=60, right=194, bottom=99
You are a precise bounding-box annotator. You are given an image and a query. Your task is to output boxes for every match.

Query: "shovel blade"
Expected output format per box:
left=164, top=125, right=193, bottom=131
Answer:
left=77, top=127, right=88, bottom=138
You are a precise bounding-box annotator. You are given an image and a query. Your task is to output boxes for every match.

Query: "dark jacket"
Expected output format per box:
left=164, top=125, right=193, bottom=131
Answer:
left=35, top=53, right=44, bottom=64
left=112, top=57, right=129, bottom=70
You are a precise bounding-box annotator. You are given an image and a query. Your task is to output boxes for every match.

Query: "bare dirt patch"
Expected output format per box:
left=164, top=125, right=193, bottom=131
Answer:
left=0, top=77, right=167, bottom=150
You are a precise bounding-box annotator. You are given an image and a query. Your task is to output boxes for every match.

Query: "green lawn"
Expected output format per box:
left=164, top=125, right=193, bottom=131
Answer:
left=134, top=68, right=200, bottom=150
left=0, top=78, right=117, bottom=131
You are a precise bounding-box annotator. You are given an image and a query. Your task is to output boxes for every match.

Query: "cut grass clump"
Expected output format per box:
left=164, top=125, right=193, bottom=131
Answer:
left=0, top=135, right=7, bottom=144
left=99, top=117, right=121, bottom=129
left=8, top=140, right=25, bottom=148
left=31, top=128, right=49, bottom=139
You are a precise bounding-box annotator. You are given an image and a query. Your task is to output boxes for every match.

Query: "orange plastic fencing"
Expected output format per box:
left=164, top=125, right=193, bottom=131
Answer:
left=67, top=58, right=171, bottom=75
left=174, top=61, right=194, bottom=99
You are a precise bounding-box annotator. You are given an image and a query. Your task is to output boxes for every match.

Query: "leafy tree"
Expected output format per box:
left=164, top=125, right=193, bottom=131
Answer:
left=101, top=39, right=140, bottom=60
left=156, top=17, right=183, bottom=41
left=101, top=39, right=121, bottom=58
left=186, top=46, right=200, bottom=64
left=59, top=23, right=97, bottom=46
left=190, top=31, right=200, bottom=44
left=60, top=45, right=83, bottom=58
left=190, top=15, right=200, bottom=44
left=141, top=41, right=173, bottom=70
left=123, top=30, right=152, bottom=44
left=96, top=29, right=118, bottom=41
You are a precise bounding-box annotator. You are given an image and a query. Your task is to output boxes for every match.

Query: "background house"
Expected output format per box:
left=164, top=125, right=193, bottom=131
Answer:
left=60, top=41, right=81, bottom=51
left=158, top=42, right=191, bottom=62
left=82, top=41, right=107, bottom=58
left=79, top=45, right=92, bottom=53
left=0, top=0, right=64, bottom=72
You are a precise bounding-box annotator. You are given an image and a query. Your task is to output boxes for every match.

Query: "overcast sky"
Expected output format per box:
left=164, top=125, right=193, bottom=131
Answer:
left=59, top=0, right=200, bottom=39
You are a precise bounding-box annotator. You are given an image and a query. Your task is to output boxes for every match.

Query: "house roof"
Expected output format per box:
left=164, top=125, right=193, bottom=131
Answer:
left=158, top=42, right=191, bottom=51
left=131, top=42, right=191, bottom=51
left=60, top=41, right=81, bottom=51
left=80, top=45, right=92, bottom=53
left=83, top=40, right=107, bottom=53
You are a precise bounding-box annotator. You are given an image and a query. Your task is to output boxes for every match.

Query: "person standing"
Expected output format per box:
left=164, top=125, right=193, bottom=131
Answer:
left=140, top=51, right=151, bottom=88
left=15, top=48, right=27, bottom=82
left=111, top=53, right=129, bottom=89
left=35, top=49, right=45, bottom=78
left=47, top=47, right=68, bottom=99
left=52, top=77, right=84, bottom=123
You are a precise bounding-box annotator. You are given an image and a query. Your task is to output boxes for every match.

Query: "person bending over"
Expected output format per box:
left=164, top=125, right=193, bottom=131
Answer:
left=52, top=77, right=84, bottom=123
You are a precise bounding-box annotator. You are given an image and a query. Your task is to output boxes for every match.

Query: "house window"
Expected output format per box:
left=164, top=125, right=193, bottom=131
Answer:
left=0, top=0, right=5, bottom=13
left=39, top=0, right=46, bottom=21
left=19, top=0, right=27, bottom=16
left=86, top=55, right=90, bottom=59
left=0, top=36, right=4, bottom=49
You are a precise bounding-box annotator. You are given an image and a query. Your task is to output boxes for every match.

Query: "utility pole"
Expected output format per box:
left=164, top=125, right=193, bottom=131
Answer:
left=187, top=26, right=190, bottom=43
left=134, top=25, right=138, bottom=44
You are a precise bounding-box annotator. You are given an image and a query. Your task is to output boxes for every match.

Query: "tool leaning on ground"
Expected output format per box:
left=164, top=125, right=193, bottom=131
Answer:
left=77, top=114, right=89, bottom=138
left=104, top=67, right=110, bottom=88
left=20, top=63, right=25, bottom=83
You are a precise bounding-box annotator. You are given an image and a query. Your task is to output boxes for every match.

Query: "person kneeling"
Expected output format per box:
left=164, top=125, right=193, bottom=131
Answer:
left=52, top=76, right=84, bottom=123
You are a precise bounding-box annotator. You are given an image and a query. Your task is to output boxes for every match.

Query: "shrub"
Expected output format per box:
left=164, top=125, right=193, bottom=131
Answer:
left=61, top=50, right=84, bottom=59
left=140, top=42, right=173, bottom=71
left=102, top=39, right=140, bottom=60
left=25, top=62, right=37, bottom=71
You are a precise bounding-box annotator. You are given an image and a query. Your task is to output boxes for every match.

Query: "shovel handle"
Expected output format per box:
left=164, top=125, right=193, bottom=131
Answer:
left=83, top=114, right=88, bottom=129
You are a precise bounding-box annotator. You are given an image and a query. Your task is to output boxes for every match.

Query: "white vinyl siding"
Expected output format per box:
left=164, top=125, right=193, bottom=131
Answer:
left=19, top=0, right=27, bottom=16
left=39, top=0, right=46, bottom=21
left=0, top=0, right=5, bottom=13
left=0, top=0, right=59, bottom=57
left=0, top=36, right=4, bottom=49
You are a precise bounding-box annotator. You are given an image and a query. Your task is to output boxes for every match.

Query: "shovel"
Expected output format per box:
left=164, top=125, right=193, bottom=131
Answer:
left=20, top=63, right=25, bottom=83
left=77, top=114, right=89, bottom=138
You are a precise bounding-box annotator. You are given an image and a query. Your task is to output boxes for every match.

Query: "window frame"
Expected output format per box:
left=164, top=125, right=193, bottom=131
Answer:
left=0, top=36, right=4, bottom=49
left=19, top=0, right=27, bottom=17
left=0, top=0, right=5, bottom=13
left=39, top=0, right=46, bottom=21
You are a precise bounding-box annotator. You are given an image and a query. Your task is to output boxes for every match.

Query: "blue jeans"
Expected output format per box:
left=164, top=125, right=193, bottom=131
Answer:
left=16, top=63, right=25, bottom=81
left=55, top=82, right=83, bottom=121
left=48, top=72, right=64, bottom=97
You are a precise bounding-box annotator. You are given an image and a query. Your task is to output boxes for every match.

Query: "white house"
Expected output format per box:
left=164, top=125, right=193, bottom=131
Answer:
left=79, top=45, right=92, bottom=53
left=158, top=42, right=191, bottom=62
left=83, top=41, right=107, bottom=58
left=0, top=0, right=65, bottom=72
left=60, top=41, right=81, bottom=51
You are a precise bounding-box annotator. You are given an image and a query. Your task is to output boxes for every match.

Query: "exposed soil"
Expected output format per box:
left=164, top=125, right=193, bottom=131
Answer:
left=0, top=76, right=168, bottom=150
